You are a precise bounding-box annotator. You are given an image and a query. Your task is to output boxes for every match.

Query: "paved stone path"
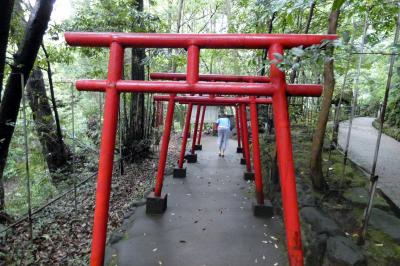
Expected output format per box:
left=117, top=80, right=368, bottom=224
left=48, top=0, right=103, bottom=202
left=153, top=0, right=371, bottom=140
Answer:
left=106, top=136, right=286, bottom=266
left=338, top=117, right=400, bottom=209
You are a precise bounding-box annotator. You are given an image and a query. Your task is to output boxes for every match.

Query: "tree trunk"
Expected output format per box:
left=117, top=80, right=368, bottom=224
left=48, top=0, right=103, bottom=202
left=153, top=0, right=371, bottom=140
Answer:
left=260, top=11, right=277, bottom=77
left=0, top=0, right=55, bottom=214
left=167, top=0, right=173, bottom=70
left=41, top=43, right=63, bottom=145
left=176, top=0, right=184, bottom=33
left=0, top=0, right=15, bottom=101
left=129, top=50, right=145, bottom=139
left=310, top=8, right=340, bottom=190
left=289, top=0, right=316, bottom=83
left=26, top=68, right=71, bottom=183
left=121, top=0, right=148, bottom=160
left=259, top=11, right=276, bottom=120
left=172, top=0, right=184, bottom=72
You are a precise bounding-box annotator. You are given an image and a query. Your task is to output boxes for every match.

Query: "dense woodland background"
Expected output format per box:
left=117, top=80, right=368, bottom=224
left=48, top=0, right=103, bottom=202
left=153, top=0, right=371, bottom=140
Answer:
left=0, top=0, right=399, bottom=264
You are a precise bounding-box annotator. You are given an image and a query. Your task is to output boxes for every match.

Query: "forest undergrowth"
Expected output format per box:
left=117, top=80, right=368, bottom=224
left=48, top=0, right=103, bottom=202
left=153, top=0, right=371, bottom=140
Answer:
left=0, top=134, right=180, bottom=266
left=272, top=126, right=400, bottom=265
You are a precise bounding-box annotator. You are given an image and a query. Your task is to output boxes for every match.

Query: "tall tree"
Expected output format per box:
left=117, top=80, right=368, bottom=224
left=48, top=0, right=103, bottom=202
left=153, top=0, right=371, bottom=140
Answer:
left=176, top=0, right=184, bottom=33
left=171, top=0, right=184, bottom=73
left=41, top=43, right=63, bottom=147
left=309, top=3, right=341, bottom=190
left=0, top=0, right=56, bottom=215
left=289, top=0, right=316, bottom=83
left=122, top=0, right=149, bottom=161
left=26, top=68, right=71, bottom=184
left=260, top=11, right=277, bottom=77
left=0, top=0, right=15, bottom=101
left=66, top=0, right=156, bottom=160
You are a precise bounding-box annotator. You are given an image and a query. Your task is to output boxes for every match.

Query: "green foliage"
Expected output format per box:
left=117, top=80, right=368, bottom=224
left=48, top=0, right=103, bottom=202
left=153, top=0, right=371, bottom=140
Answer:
left=4, top=119, right=58, bottom=216
left=2, top=0, right=400, bottom=232
left=365, top=229, right=400, bottom=265
left=386, top=57, right=400, bottom=128
left=332, top=0, right=346, bottom=10
left=373, top=119, right=400, bottom=142
left=65, top=0, right=156, bottom=32
left=1, top=1, right=399, bottom=265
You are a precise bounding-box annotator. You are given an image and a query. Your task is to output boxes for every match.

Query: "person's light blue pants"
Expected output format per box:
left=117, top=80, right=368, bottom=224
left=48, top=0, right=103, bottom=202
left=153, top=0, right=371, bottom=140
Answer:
left=217, top=126, right=230, bottom=151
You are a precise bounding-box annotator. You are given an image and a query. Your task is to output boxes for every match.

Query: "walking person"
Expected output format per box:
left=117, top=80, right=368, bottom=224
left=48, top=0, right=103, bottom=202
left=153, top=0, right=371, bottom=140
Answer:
left=216, top=113, right=231, bottom=157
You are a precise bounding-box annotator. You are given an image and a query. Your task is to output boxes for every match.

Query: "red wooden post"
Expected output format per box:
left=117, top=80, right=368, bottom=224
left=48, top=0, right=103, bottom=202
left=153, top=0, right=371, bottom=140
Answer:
left=157, top=101, right=164, bottom=126
left=235, top=106, right=242, bottom=152
left=90, top=42, right=123, bottom=266
left=187, top=45, right=199, bottom=83
left=249, top=97, right=264, bottom=204
left=240, top=104, right=253, bottom=175
left=186, top=44, right=199, bottom=141
left=154, top=94, right=176, bottom=196
left=178, top=103, right=193, bottom=169
left=197, top=105, right=206, bottom=145
left=269, top=43, right=303, bottom=266
left=191, top=104, right=201, bottom=154
left=239, top=105, right=247, bottom=163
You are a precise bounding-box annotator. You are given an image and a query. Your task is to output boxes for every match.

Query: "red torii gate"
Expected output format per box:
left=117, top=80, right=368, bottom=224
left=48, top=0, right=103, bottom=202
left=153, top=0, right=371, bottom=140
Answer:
left=148, top=72, right=316, bottom=179
left=65, top=32, right=337, bottom=266
left=148, top=71, right=318, bottom=155
left=153, top=94, right=273, bottom=180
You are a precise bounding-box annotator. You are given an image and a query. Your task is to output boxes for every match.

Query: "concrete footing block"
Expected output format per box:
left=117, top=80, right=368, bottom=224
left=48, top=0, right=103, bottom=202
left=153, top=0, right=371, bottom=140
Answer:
left=185, top=154, right=197, bottom=163
left=244, top=172, right=255, bottom=181
left=236, top=147, right=243, bottom=153
left=173, top=168, right=186, bottom=178
left=146, top=192, right=168, bottom=214
left=194, top=144, right=202, bottom=151
left=240, top=158, right=246, bottom=165
left=253, top=200, right=274, bottom=218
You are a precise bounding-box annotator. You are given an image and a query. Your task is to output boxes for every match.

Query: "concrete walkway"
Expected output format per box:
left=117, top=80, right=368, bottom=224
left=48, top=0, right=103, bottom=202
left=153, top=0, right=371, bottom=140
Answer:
left=338, top=117, right=400, bottom=209
left=106, top=136, right=286, bottom=266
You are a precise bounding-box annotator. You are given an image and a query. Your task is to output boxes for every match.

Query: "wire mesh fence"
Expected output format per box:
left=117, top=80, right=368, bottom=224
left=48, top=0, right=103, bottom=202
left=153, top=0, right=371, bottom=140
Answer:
left=1, top=74, right=136, bottom=236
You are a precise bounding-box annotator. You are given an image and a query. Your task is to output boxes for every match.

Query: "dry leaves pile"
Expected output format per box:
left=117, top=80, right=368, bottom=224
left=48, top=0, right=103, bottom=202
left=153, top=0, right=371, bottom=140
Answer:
left=0, top=135, right=180, bottom=266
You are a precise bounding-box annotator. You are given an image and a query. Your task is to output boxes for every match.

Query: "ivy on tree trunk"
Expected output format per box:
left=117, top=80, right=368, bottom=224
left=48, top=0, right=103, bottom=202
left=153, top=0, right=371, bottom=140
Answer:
left=310, top=7, right=340, bottom=190
left=122, top=0, right=152, bottom=161
left=0, top=0, right=55, bottom=214
left=0, top=0, right=15, bottom=101
left=26, top=68, right=71, bottom=184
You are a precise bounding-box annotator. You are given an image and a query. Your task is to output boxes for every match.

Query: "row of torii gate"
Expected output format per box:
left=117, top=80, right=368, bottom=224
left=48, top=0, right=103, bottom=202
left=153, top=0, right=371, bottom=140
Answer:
left=65, top=32, right=337, bottom=266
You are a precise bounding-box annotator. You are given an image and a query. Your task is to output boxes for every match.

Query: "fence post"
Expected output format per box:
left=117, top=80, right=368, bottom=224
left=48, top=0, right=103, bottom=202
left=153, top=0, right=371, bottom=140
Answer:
left=360, top=8, right=400, bottom=244
left=21, top=73, right=33, bottom=239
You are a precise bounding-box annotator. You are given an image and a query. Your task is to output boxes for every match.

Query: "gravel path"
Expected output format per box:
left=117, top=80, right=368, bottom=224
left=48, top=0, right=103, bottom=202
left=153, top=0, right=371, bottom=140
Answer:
left=338, top=117, right=400, bottom=209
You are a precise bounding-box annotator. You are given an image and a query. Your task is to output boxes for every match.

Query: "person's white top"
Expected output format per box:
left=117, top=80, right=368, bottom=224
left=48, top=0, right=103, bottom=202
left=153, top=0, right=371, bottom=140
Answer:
left=216, top=117, right=230, bottom=129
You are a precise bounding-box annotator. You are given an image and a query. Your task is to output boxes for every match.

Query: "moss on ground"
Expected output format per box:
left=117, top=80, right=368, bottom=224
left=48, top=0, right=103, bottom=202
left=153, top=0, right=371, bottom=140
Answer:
left=364, top=229, right=400, bottom=265
left=373, top=119, right=400, bottom=142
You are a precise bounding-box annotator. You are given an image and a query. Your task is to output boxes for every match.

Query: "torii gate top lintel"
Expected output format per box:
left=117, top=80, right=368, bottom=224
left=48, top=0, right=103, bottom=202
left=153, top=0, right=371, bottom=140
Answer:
left=65, top=32, right=337, bottom=49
